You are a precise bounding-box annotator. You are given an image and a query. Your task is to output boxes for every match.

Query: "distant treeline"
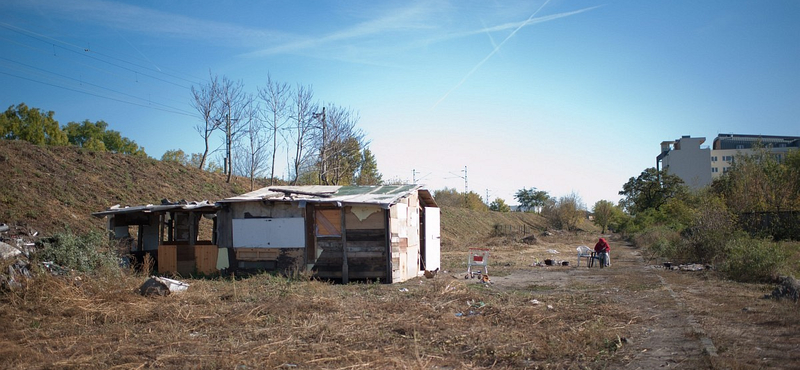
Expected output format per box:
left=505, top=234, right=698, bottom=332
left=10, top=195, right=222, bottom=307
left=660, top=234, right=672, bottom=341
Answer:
left=0, top=103, right=146, bottom=156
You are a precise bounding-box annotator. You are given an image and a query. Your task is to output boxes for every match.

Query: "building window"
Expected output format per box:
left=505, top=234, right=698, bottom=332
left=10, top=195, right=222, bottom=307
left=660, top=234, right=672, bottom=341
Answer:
left=736, top=144, right=744, bottom=149
left=711, top=167, right=718, bottom=173
left=723, top=167, right=729, bottom=173
left=711, top=156, right=717, bottom=162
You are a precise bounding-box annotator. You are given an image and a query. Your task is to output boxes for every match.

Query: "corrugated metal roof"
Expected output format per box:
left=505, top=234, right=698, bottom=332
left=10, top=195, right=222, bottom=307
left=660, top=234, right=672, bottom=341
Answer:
left=92, top=200, right=218, bottom=217
left=218, top=185, right=437, bottom=208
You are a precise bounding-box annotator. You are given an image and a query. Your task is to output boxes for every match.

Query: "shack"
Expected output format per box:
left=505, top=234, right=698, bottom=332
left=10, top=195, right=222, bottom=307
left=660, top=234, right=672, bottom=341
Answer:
left=216, top=185, right=440, bottom=283
left=92, top=200, right=223, bottom=275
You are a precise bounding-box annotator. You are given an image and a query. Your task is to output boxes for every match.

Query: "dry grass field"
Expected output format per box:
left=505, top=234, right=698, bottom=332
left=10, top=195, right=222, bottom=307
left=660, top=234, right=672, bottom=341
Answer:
left=2, top=229, right=798, bottom=369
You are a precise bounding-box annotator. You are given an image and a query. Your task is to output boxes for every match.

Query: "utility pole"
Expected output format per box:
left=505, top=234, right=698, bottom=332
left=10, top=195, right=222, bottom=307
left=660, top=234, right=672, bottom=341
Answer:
left=313, top=107, right=326, bottom=185
left=225, top=112, right=232, bottom=183
left=462, top=166, right=468, bottom=206
left=412, top=169, right=416, bottom=184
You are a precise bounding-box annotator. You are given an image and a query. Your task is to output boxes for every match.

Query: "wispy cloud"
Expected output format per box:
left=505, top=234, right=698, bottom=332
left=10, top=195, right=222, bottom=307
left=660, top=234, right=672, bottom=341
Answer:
left=432, top=4, right=603, bottom=109
left=7, top=0, right=294, bottom=47
left=240, top=3, right=439, bottom=58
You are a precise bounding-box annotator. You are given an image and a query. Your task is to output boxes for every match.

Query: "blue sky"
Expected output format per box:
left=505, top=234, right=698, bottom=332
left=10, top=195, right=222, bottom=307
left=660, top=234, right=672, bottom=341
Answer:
left=1, top=0, right=798, bottom=207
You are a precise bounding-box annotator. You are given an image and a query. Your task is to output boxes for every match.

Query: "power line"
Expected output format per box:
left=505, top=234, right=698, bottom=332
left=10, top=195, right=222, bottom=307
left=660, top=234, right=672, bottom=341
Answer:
left=0, top=71, right=198, bottom=118
left=0, top=22, right=201, bottom=88
left=0, top=57, right=196, bottom=116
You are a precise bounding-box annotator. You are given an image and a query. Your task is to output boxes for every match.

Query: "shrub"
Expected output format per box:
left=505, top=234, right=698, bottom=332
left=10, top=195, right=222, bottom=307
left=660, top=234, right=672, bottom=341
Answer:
left=721, top=238, right=787, bottom=283
left=37, top=231, right=120, bottom=273
left=680, top=195, right=738, bottom=264
left=632, top=225, right=682, bottom=262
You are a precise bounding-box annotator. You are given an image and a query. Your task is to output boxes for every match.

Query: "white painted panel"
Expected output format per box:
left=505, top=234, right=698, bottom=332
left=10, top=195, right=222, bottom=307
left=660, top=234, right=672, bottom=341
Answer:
left=424, top=208, right=441, bottom=270
left=232, top=218, right=305, bottom=248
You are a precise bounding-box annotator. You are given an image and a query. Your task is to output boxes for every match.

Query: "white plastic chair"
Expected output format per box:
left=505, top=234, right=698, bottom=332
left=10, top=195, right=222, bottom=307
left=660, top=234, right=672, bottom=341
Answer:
left=576, top=246, right=592, bottom=267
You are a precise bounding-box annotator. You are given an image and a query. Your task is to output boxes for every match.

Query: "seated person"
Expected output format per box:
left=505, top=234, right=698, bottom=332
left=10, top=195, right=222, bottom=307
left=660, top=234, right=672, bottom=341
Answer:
left=594, top=238, right=611, bottom=267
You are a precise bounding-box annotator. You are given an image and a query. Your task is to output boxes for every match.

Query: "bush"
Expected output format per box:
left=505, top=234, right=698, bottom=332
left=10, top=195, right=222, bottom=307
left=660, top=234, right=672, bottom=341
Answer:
left=632, top=226, right=682, bottom=262
left=721, top=238, right=787, bottom=283
left=680, top=196, right=738, bottom=264
left=37, top=231, right=120, bottom=273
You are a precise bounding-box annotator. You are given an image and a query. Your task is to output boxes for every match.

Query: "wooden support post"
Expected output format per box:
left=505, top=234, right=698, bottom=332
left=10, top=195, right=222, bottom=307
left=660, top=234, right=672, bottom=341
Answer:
left=385, top=209, right=392, bottom=283
left=341, top=207, right=348, bottom=284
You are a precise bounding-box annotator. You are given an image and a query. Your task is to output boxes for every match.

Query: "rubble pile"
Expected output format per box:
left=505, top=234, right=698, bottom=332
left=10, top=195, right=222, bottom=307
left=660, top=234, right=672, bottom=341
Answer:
left=767, top=276, right=799, bottom=303
left=0, top=222, right=41, bottom=290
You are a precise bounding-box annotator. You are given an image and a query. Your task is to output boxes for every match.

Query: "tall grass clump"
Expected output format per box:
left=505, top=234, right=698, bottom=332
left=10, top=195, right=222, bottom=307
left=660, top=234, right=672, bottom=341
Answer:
left=37, top=230, right=120, bottom=273
left=720, top=237, right=787, bottom=283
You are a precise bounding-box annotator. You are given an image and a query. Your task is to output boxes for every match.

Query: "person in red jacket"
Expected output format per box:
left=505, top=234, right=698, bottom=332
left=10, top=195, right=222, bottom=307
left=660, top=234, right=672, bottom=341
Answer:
left=594, top=238, right=611, bottom=268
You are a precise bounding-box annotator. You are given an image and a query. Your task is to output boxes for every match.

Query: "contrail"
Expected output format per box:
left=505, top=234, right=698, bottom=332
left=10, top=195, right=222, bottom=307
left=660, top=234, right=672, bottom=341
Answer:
left=432, top=1, right=598, bottom=110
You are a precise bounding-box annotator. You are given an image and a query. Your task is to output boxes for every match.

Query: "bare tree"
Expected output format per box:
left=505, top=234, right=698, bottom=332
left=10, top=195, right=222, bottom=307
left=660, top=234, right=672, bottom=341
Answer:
left=315, top=104, right=365, bottom=185
left=233, top=95, right=270, bottom=191
left=215, top=76, right=248, bottom=183
left=190, top=72, right=219, bottom=170
left=258, top=75, right=290, bottom=185
left=287, top=84, right=317, bottom=184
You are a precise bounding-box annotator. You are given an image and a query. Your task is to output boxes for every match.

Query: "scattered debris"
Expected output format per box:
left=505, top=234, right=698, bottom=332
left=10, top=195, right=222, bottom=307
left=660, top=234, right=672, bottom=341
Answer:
left=766, top=276, right=799, bottom=302
left=398, top=288, right=409, bottom=292
left=139, top=276, right=189, bottom=297
left=546, top=249, right=559, bottom=254
left=41, top=261, right=72, bottom=275
left=530, top=299, right=540, bottom=305
left=521, top=235, right=537, bottom=244
left=0, top=223, right=9, bottom=233
left=657, top=263, right=710, bottom=271
left=423, top=267, right=439, bottom=279
left=1, top=259, right=32, bottom=290
left=0, top=241, right=21, bottom=259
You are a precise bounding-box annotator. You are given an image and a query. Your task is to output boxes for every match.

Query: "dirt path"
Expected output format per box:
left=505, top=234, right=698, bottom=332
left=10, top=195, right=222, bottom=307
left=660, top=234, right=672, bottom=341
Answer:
left=487, top=241, right=800, bottom=369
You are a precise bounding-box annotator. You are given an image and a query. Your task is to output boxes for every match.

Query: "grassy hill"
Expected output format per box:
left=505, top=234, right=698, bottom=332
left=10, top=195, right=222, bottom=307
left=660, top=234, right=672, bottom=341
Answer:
left=0, top=139, right=548, bottom=242
left=0, top=140, right=252, bottom=234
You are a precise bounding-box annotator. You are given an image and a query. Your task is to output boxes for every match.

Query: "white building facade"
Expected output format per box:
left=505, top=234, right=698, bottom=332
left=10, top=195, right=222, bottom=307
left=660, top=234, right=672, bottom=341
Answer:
left=657, top=134, right=800, bottom=190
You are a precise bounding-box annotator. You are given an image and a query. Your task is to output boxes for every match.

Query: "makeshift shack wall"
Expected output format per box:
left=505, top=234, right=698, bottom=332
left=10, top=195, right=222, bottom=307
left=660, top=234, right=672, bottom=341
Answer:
left=312, top=206, right=387, bottom=281
left=219, top=201, right=305, bottom=272
left=390, top=193, right=421, bottom=283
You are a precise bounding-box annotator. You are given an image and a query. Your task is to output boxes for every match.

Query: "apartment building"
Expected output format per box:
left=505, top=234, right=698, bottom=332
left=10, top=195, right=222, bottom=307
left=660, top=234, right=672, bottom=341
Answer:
left=656, top=136, right=711, bottom=189
left=657, top=134, right=800, bottom=190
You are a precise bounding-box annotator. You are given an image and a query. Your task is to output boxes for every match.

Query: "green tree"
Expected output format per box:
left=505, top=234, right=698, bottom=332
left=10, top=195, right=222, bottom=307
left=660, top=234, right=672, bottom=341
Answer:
left=712, top=147, right=800, bottom=213
left=356, top=148, right=383, bottom=185
left=489, top=198, right=511, bottom=212
left=542, top=192, right=586, bottom=231
left=162, top=149, right=190, bottom=165
left=63, top=120, right=146, bottom=156
left=0, top=103, right=68, bottom=146
left=514, top=187, right=550, bottom=213
left=465, top=191, right=488, bottom=211
left=433, top=188, right=487, bottom=211
left=592, top=200, right=622, bottom=233
left=619, top=168, right=686, bottom=215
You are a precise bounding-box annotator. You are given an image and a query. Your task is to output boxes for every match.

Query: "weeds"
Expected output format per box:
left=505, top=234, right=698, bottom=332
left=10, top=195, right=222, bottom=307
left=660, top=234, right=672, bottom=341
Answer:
left=720, top=238, right=787, bottom=282
left=36, top=230, right=119, bottom=273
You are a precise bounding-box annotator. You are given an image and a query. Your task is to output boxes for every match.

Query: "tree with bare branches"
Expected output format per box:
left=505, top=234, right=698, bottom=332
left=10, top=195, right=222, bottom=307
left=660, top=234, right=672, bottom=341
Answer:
left=216, top=76, right=248, bottom=183
left=190, top=72, right=220, bottom=170
left=315, top=105, right=365, bottom=185
left=258, top=75, right=290, bottom=186
left=288, top=84, right=317, bottom=185
left=233, top=94, right=269, bottom=191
